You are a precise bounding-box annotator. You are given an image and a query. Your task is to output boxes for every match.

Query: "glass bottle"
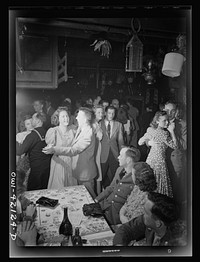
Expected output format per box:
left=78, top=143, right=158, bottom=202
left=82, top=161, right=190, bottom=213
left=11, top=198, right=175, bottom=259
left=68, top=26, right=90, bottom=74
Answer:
left=72, top=227, right=82, bottom=246
left=59, top=207, right=73, bottom=236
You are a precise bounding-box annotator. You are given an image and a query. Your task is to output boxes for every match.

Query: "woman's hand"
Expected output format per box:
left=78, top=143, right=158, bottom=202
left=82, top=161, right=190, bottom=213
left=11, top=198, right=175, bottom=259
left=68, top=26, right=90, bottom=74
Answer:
left=119, top=206, right=129, bottom=224
left=167, top=122, right=175, bottom=133
left=25, top=203, right=36, bottom=218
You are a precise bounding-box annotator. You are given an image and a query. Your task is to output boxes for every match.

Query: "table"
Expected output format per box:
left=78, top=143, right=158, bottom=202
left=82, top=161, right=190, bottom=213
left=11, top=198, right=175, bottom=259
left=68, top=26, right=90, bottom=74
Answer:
left=24, top=185, right=115, bottom=246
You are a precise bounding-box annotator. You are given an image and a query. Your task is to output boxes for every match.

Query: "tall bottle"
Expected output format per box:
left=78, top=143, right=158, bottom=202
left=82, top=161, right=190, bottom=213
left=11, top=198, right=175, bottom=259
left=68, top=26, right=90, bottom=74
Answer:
left=72, top=227, right=82, bottom=246
left=59, top=207, right=73, bottom=236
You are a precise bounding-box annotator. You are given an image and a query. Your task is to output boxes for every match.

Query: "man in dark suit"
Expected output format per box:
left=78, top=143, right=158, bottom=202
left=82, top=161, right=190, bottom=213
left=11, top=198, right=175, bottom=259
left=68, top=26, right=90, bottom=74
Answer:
left=163, top=102, right=187, bottom=210
left=100, top=105, right=124, bottom=188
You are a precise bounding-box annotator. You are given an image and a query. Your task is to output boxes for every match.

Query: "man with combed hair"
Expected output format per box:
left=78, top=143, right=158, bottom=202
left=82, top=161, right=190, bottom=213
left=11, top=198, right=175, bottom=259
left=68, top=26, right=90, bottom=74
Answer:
left=94, top=147, right=141, bottom=225
left=113, top=191, right=187, bottom=246
left=43, top=107, right=97, bottom=198
left=100, top=105, right=124, bottom=188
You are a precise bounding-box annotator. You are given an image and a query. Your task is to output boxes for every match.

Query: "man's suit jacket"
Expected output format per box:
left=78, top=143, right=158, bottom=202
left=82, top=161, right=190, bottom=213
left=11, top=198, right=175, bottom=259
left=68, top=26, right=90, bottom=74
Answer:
left=100, top=120, right=124, bottom=163
left=166, top=118, right=187, bottom=176
left=54, top=124, right=97, bottom=181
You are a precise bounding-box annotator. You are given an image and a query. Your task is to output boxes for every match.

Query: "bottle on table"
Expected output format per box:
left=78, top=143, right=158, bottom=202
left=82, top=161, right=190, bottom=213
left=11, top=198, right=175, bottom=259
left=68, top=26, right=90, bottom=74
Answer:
left=59, top=207, right=73, bottom=246
left=72, top=227, right=82, bottom=246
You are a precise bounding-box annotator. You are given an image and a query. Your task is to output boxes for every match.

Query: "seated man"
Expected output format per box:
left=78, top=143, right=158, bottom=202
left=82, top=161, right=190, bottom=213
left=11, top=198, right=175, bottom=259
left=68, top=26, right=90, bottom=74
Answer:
left=94, top=146, right=142, bottom=225
left=113, top=191, right=187, bottom=246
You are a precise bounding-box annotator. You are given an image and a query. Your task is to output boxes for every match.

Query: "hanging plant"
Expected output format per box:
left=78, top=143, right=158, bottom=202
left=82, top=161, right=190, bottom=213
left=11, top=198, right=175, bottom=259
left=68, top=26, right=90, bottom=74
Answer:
left=90, top=39, right=112, bottom=58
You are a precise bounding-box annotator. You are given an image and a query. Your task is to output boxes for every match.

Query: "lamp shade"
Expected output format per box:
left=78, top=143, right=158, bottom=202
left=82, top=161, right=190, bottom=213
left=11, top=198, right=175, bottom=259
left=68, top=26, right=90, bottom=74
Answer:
left=162, top=52, right=186, bottom=77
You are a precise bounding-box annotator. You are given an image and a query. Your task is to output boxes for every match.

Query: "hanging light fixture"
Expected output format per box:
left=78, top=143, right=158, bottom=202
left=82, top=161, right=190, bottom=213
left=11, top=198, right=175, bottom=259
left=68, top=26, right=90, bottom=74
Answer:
left=162, top=34, right=186, bottom=78
left=125, top=18, right=143, bottom=72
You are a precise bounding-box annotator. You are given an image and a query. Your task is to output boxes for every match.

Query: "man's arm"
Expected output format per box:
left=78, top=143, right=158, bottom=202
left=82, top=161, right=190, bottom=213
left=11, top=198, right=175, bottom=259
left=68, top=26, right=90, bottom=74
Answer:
left=113, top=215, right=146, bottom=246
left=54, top=129, right=93, bottom=157
left=16, top=132, right=35, bottom=156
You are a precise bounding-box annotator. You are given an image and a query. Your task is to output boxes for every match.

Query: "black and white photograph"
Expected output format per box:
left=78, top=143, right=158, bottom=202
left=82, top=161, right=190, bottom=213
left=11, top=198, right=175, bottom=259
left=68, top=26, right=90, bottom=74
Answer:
left=9, top=4, right=192, bottom=258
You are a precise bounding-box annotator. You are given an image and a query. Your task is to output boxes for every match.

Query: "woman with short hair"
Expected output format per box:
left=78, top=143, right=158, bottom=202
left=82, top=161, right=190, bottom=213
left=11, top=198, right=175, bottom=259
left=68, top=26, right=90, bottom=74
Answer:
left=45, top=107, right=77, bottom=189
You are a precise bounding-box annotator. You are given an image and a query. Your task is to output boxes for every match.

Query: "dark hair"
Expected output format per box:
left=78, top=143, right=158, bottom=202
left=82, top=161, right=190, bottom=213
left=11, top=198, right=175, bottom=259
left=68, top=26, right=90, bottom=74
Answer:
left=150, top=111, right=168, bottom=129
left=134, top=162, right=157, bottom=192
left=105, top=105, right=116, bottom=113
left=147, top=191, right=179, bottom=226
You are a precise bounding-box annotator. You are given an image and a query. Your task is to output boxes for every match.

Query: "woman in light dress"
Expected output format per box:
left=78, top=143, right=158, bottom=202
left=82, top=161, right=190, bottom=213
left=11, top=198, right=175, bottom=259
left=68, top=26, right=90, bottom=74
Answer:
left=92, top=105, right=104, bottom=195
left=45, top=107, right=77, bottom=189
left=138, top=111, right=177, bottom=197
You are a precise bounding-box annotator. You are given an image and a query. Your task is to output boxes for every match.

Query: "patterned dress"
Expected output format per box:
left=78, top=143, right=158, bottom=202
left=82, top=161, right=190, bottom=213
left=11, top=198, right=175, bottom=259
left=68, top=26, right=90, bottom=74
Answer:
left=139, top=127, right=177, bottom=197
left=121, top=185, right=147, bottom=222
left=45, top=126, right=77, bottom=189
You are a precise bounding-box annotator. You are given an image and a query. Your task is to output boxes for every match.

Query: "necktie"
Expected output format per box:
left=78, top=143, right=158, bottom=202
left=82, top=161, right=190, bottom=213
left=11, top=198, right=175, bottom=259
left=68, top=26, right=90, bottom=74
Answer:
left=107, top=121, right=111, bottom=138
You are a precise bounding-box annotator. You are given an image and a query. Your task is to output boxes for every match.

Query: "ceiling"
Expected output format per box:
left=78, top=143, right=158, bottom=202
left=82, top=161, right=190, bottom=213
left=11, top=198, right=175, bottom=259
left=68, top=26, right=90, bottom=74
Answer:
left=17, top=16, right=187, bottom=46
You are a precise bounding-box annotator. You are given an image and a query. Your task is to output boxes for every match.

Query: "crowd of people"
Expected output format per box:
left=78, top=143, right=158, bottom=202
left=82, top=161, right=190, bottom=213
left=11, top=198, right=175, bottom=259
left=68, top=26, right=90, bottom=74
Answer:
left=15, top=94, right=187, bottom=247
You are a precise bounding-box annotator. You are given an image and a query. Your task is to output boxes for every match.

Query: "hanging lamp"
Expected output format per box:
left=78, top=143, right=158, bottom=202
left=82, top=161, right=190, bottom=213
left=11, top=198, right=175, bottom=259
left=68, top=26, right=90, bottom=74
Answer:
left=162, top=34, right=186, bottom=78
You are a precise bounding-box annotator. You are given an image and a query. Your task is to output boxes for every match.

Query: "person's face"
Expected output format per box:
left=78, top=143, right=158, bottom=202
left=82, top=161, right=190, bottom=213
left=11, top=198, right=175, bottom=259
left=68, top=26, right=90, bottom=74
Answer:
left=164, top=103, right=176, bottom=120
left=33, top=101, right=43, bottom=113
left=102, top=102, right=109, bottom=109
left=112, top=99, right=119, bottom=109
left=106, top=108, right=115, bottom=121
left=95, top=108, right=104, bottom=121
left=24, top=119, right=33, bottom=131
left=59, top=110, right=69, bottom=126
left=143, top=199, right=157, bottom=229
left=118, top=148, right=128, bottom=167
left=32, top=115, right=39, bottom=128
left=87, top=98, right=93, bottom=105
left=108, top=80, right=113, bottom=86
left=76, top=110, right=86, bottom=127
left=157, top=115, right=169, bottom=129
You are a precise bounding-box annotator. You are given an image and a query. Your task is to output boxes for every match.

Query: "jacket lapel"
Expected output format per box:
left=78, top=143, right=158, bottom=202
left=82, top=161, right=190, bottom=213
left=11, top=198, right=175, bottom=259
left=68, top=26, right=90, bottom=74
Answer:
left=111, top=121, right=117, bottom=138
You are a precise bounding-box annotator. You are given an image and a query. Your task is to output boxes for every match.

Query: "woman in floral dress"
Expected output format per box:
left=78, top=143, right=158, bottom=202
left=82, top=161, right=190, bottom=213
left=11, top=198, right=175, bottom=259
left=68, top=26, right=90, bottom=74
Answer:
left=45, top=107, right=77, bottom=189
left=120, top=162, right=157, bottom=224
left=138, top=111, right=177, bottom=197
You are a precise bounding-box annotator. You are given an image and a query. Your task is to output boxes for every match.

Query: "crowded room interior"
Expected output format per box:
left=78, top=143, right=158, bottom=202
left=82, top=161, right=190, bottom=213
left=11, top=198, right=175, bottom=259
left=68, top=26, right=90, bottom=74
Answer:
left=11, top=6, right=191, bottom=254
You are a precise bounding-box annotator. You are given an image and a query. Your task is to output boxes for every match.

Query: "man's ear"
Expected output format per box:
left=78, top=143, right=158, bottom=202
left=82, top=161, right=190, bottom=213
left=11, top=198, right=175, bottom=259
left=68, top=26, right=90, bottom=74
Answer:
left=126, top=156, right=131, bottom=165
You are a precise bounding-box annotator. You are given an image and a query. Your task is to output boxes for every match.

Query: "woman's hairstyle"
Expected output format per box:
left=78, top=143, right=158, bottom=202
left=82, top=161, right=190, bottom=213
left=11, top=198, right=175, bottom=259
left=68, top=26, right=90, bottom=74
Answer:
left=150, top=110, right=168, bottom=129
left=93, top=104, right=104, bottom=112
left=51, top=106, right=69, bottom=126
left=147, top=191, right=179, bottom=226
left=23, top=114, right=32, bottom=122
left=134, top=162, right=157, bottom=192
